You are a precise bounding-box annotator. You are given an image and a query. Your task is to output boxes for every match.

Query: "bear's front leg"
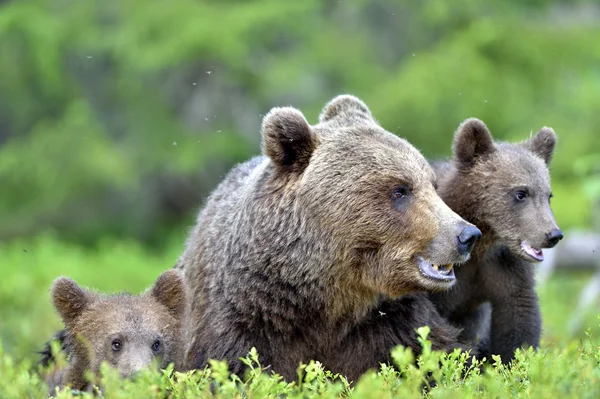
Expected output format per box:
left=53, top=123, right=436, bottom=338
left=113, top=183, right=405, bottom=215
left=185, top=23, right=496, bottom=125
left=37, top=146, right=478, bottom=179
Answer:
left=489, top=287, right=541, bottom=364
left=448, top=302, right=491, bottom=347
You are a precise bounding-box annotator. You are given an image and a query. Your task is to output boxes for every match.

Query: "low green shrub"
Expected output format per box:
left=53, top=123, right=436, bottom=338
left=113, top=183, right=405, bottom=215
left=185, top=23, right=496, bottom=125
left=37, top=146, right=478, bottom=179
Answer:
left=1, top=324, right=599, bottom=398
left=1, top=234, right=599, bottom=397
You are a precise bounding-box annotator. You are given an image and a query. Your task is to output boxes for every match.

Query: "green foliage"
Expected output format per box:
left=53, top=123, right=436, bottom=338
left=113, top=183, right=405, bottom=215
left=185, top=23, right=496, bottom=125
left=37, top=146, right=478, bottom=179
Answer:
left=0, top=0, right=598, bottom=243
left=574, top=153, right=600, bottom=226
left=0, top=235, right=599, bottom=397
left=2, top=324, right=600, bottom=398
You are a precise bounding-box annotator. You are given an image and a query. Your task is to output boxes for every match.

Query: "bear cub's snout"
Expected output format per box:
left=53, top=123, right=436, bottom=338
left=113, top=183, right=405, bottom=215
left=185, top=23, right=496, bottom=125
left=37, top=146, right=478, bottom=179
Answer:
left=545, top=228, right=563, bottom=248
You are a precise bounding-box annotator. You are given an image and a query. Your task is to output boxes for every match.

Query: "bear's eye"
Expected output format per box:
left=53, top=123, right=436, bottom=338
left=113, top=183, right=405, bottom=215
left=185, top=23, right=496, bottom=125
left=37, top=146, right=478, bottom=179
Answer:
left=515, top=190, right=528, bottom=201
left=151, top=340, right=161, bottom=352
left=392, top=185, right=411, bottom=200
left=391, top=185, right=412, bottom=211
left=111, top=339, right=122, bottom=352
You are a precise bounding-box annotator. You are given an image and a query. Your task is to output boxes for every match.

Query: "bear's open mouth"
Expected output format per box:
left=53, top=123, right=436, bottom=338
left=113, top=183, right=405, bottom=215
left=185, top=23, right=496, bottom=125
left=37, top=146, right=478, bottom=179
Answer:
left=417, top=258, right=455, bottom=282
left=521, top=241, right=544, bottom=262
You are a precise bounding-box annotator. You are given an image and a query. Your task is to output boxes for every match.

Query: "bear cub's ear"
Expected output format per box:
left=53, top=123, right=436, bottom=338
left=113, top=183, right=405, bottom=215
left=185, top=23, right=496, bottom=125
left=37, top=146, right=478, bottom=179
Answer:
left=262, top=107, right=317, bottom=173
left=318, top=94, right=374, bottom=126
left=453, top=118, right=495, bottom=168
left=149, top=269, right=186, bottom=319
left=52, top=277, right=93, bottom=326
left=523, top=127, right=557, bottom=165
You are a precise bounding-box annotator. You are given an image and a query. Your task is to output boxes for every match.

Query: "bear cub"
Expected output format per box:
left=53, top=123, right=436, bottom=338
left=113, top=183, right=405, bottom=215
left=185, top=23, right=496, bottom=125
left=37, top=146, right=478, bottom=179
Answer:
left=429, top=118, right=562, bottom=363
left=39, top=270, right=186, bottom=393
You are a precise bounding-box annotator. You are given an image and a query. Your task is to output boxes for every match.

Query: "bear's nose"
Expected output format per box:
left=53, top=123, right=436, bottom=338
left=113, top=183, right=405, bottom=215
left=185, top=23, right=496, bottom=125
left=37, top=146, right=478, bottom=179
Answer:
left=545, top=229, right=563, bottom=248
left=457, top=226, right=482, bottom=255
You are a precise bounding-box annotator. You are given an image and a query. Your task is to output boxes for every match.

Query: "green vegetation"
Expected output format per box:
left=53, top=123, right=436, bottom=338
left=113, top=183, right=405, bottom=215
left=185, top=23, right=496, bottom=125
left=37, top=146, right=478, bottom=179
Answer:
left=2, top=318, right=600, bottom=398
left=0, top=235, right=599, bottom=398
left=0, top=0, right=599, bottom=244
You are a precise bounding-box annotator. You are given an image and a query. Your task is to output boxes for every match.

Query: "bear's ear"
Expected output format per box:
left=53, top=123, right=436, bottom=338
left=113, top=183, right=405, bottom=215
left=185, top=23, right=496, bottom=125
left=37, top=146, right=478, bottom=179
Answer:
left=261, top=107, right=317, bottom=173
left=523, top=127, right=557, bottom=165
left=453, top=118, right=495, bottom=168
left=52, top=277, right=92, bottom=325
left=318, top=94, right=374, bottom=126
left=149, top=270, right=186, bottom=319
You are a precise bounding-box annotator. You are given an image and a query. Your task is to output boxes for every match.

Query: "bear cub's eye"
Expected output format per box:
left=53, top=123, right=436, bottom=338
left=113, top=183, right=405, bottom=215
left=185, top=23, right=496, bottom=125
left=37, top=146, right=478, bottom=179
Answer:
left=515, top=190, right=528, bottom=201
left=152, top=340, right=161, bottom=352
left=112, top=339, right=122, bottom=352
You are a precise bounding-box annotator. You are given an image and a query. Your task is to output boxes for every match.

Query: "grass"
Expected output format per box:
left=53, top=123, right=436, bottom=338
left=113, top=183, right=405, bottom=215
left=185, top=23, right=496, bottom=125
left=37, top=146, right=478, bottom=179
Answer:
left=0, top=233, right=599, bottom=398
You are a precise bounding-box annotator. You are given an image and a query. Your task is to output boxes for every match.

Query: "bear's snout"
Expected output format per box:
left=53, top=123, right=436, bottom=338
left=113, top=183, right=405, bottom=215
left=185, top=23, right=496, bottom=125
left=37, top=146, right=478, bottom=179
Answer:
left=544, top=228, right=563, bottom=248
left=456, top=226, right=482, bottom=255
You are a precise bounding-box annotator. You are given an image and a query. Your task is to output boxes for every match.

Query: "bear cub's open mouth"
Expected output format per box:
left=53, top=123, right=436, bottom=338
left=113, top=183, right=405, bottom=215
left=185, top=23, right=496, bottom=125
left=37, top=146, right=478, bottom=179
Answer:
left=520, top=241, right=544, bottom=262
left=417, top=257, right=455, bottom=282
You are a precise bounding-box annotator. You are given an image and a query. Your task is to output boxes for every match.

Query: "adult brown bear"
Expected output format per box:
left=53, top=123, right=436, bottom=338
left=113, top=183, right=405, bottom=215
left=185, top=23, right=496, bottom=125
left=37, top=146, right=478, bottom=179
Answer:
left=176, top=95, right=481, bottom=381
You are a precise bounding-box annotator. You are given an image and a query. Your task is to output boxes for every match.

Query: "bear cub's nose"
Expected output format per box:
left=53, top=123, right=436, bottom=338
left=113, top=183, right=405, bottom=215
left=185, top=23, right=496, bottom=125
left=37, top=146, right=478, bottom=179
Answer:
left=457, top=226, right=482, bottom=255
left=545, top=229, right=563, bottom=248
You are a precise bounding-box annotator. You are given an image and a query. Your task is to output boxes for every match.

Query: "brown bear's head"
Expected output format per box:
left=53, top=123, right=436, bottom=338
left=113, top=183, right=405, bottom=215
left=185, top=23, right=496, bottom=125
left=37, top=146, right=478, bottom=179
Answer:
left=447, top=118, right=562, bottom=262
left=51, top=270, right=186, bottom=386
left=261, top=95, right=480, bottom=297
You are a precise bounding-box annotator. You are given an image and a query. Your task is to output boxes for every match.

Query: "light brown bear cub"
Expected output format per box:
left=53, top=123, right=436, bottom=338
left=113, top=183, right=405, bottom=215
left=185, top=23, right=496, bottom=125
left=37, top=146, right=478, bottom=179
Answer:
left=177, top=95, right=482, bottom=382
left=429, top=119, right=562, bottom=363
left=39, top=270, right=186, bottom=393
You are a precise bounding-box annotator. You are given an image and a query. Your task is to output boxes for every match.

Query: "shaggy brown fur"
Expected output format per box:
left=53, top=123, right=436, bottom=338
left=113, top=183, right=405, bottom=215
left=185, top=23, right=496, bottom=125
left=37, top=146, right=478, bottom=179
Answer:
left=40, top=270, right=187, bottom=393
left=176, top=95, right=481, bottom=382
left=429, top=118, right=562, bottom=363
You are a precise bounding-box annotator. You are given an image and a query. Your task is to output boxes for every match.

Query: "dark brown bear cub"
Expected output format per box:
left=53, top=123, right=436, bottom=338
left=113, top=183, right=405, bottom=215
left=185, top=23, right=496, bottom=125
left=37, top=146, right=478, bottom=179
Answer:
left=39, top=270, right=186, bottom=393
left=429, top=119, right=562, bottom=363
left=177, top=95, right=481, bottom=382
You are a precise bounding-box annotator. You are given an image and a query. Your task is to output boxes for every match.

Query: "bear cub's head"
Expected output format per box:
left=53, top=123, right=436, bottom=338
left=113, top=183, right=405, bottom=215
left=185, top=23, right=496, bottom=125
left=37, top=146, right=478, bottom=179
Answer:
left=262, top=95, right=481, bottom=296
left=51, top=269, right=186, bottom=388
left=449, top=118, right=562, bottom=262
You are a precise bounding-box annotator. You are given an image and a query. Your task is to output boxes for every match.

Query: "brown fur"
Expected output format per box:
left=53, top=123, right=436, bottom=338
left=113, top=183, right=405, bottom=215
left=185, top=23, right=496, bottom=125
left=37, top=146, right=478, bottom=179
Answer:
left=176, top=95, right=480, bottom=382
left=429, top=119, right=562, bottom=363
left=41, top=270, right=187, bottom=393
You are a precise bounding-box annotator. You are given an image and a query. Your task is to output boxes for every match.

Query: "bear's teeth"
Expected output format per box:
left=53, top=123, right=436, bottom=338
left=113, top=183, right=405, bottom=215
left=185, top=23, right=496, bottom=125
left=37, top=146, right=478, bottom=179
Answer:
left=432, top=264, right=439, bottom=271
left=440, top=264, right=454, bottom=271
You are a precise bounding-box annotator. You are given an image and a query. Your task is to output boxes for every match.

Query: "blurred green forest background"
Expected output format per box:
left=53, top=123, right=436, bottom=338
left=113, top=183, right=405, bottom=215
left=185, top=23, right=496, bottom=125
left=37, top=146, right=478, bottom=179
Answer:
left=1, top=0, right=600, bottom=362
left=2, top=0, right=600, bottom=244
